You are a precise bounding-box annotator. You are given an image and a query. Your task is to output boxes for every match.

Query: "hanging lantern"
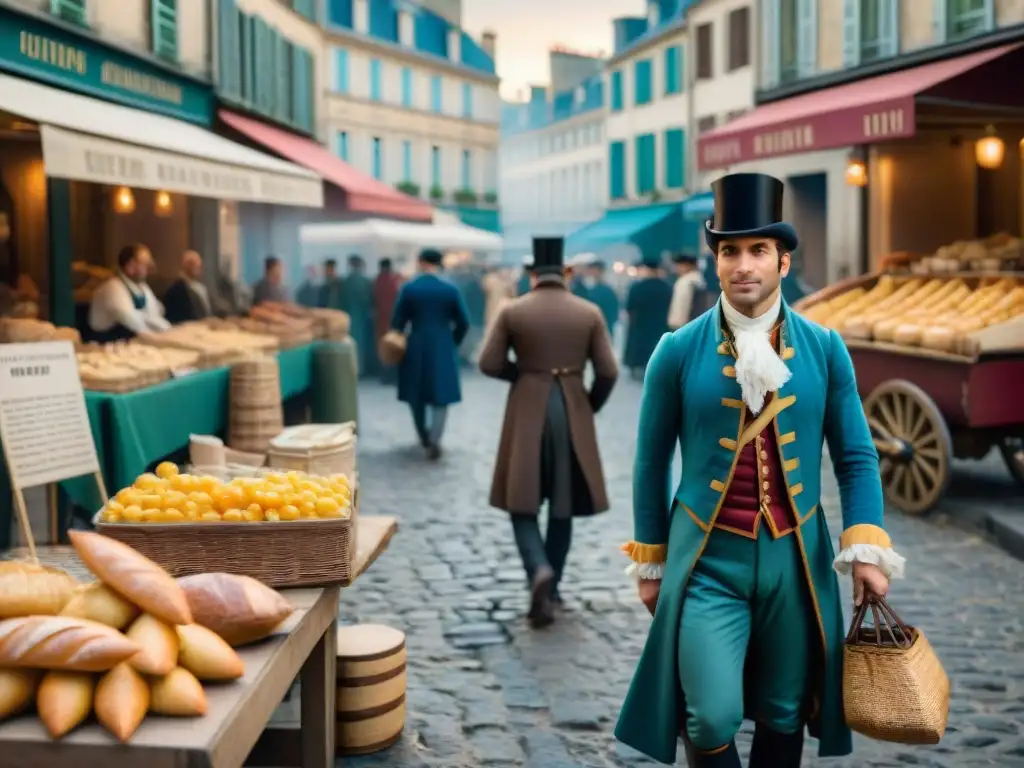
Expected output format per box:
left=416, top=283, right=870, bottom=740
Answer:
left=112, top=186, right=135, bottom=214
left=975, top=126, right=1005, bottom=170
left=154, top=190, right=173, bottom=217
left=845, top=157, right=868, bottom=187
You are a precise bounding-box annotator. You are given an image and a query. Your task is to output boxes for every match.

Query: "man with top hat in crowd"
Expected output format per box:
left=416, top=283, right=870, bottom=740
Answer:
left=614, top=173, right=905, bottom=767
left=478, top=236, right=618, bottom=628
left=623, top=256, right=673, bottom=379
left=667, top=251, right=705, bottom=330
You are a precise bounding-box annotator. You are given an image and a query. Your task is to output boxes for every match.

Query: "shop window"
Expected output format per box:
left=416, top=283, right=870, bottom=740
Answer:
left=609, top=141, right=626, bottom=199
left=401, top=67, right=413, bottom=107
left=334, top=48, right=350, bottom=93
left=430, top=75, right=443, bottom=113
left=633, top=59, right=652, bottom=106
left=727, top=7, right=750, bottom=71
left=664, top=128, right=685, bottom=189
left=664, top=45, right=683, bottom=95
left=50, top=0, right=87, bottom=26
left=635, top=133, right=656, bottom=195
left=696, top=23, right=713, bottom=80
left=372, top=137, right=383, bottom=180
left=697, top=115, right=717, bottom=133
left=369, top=59, right=382, bottom=101
left=610, top=70, right=623, bottom=112
left=946, top=0, right=993, bottom=40
left=151, top=0, right=178, bottom=63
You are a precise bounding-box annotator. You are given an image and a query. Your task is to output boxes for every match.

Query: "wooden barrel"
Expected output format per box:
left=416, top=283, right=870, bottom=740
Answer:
left=230, top=356, right=282, bottom=408
left=335, top=624, right=406, bottom=756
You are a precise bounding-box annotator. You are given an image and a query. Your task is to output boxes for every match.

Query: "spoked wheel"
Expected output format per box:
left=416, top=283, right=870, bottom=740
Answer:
left=999, top=437, right=1024, bottom=488
left=863, top=380, right=952, bottom=515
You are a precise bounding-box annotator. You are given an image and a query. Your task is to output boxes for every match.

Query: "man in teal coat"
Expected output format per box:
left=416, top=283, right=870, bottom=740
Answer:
left=584, top=260, right=620, bottom=337
left=623, top=258, right=672, bottom=379
left=335, top=255, right=376, bottom=378
left=615, top=173, right=905, bottom=767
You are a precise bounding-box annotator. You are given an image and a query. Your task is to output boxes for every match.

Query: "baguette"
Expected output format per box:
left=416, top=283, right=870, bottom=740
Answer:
left=0, top=669, right=39, bottom=720
left=0, top=616, right=141, bottom=672
left=68, top=531, right=193, bottom=626
left=95, top=662, right=150, bottom=742
left=37, top=671, right=94, bottom=738
left=125, top=614, right=179, bottom=676
left=150, top=667, right=208, bottom=716
left=60, top=582, right=139, bottom=630
left=0, top=569, right=79, bottom=618
left=177, top=623, right=245, bottom=681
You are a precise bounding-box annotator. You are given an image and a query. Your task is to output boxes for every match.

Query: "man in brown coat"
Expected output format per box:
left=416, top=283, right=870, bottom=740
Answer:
left=479, top=236, right=619, bottom=628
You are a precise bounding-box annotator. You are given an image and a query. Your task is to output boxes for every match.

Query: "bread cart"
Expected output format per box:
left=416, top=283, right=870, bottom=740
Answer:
left=796, top=271, right=1024, bottom=515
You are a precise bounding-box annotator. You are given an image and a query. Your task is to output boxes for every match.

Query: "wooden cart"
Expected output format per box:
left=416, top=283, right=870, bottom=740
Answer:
left=796, top=272, right=1024, bottom=515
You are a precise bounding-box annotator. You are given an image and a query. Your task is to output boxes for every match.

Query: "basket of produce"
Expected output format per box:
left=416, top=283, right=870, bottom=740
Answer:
left=93, top=462, right=357, bottom=587
left=0, top=533, right=293, bottom=743
left=267, top=423, right=357, bottom=477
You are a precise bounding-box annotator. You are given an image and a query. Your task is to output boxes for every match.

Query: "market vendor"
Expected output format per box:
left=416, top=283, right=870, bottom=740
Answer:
left=162, top=250, right=213, bottom=324
left=87, top=243, right=170, bottom=342
left=252, top=256, right=290, bottom=305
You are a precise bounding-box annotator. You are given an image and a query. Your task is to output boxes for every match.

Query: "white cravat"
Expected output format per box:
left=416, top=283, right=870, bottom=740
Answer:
left=721, top=292, right=791, bottom=415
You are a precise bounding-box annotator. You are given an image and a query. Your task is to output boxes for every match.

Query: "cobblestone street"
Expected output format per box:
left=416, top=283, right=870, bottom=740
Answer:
left=342, top=372, right=1024, bottom=768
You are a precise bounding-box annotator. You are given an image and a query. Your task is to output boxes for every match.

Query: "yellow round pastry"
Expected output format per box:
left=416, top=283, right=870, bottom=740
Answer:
left=135, top=473, right=163, bottom=490
left=314, top=497, right=339, bottom=517
left=122, top=505, right=144, bottom=522
left=280, top=504, right=300, bottom=521
left=162, top=490, right=188, bottom=509
left=162, top=509, right=186, bottom=523
left=222, top=509, right=244, bottom=522
left=139, top=494, right=164, bottom=510
left=155, top=462, right=179, bottom=479
left=199, top=511, right=222, bottom=522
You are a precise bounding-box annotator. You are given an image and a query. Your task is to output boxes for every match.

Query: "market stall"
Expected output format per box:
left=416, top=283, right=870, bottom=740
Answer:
left=795, top=266, right=1024, bottom=514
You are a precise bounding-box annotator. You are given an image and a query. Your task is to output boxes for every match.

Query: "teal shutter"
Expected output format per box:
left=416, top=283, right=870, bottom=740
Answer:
left=275, top=37, right=290, bottom=122
left=217, top=0, right=242, bottom=100
left=932, top=0, right=946, bottom=44
left=634, top=59, right=652, bottom=105
left=152, top=0, right=178, bottom=62
left=401, top=67, right=412, bottom=106
left=878, top=0, right=899, bottom=57
left=431, top=146, right=441, bottom=186
left=338, top=131, right=349, bottom=160
left=402, top=141, right=412, bottom=181
left=291, top=47, right=313, bottom=132
left=462, top=83, right=472, bottom=118
left=635, top=134, right=655, bottom=194
left=984, top=0, right=996, bottom=31
left=51, top=0, right=87, bottom=26
left=609, top=141, right=625, bottom=199
left=241, top=12, right=256, bottom=105
left=664, top=129, right=684, bottom=189
left=335, top=49, right=349, bottom=93
left=761, top=0, right=781, bottom=87
left=842, top=0, right=860, bottom=67
left=431, top=76, right=442, bottom=112
left=796, top=0, right=817, bottom=78
left=663, top=46, right=682, bottom=94
left=258, top=19, right=273, bottom=114
left=461, top=149, right=471, bottom=189
left=611, top=70, right=623, bottom=111
left=293, top=0, right=316, bottom=21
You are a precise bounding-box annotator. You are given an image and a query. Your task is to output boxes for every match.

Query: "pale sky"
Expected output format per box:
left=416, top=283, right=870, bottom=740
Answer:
left=461, top=0, right=643, bottom=100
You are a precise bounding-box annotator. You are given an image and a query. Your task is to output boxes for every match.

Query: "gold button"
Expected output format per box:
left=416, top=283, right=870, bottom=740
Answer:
left=762, top=481, right=770, bottom=491
left=761, top=466, right=769, bottom=477
left=760, top=450, right=768, bottom=460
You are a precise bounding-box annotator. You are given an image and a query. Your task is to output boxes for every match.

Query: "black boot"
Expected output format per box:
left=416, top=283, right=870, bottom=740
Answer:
left=692, top=741, right=740, bottom=767
left=749, top=724, right=803, bottom=768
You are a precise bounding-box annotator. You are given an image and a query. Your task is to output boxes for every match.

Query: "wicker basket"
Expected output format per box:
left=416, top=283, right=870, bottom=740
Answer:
left=93, top=483, right=359, bottom=588
left=267, top=423, right=357, bottom=477
left=843, top=598, right=949, bottom=744
left=229, top=356, right=283, bottom=453
left=335, top=624, right=406, bottom=756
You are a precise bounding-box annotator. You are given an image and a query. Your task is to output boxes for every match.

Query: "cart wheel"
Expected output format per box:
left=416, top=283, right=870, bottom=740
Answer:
left=999, top=437, right=1024, bottom=488
left=863, top=380, right=952, bottom=515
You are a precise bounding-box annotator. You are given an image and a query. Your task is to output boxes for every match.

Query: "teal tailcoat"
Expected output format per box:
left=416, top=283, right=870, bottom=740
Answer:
left=615, top=298, right=888, bottom=763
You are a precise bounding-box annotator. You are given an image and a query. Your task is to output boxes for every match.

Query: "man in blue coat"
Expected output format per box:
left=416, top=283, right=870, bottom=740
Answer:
left=583, top=259, right=620, bottom=337
left=615, top=173, right=905, bottom=767
left=390, top=248, right=471, bottom=460
left=623, top=258, right=673, bottom=379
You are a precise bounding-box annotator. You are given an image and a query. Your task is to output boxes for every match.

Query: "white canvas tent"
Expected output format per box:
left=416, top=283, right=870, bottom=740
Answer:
left=299, top=218, right=502, bottom=252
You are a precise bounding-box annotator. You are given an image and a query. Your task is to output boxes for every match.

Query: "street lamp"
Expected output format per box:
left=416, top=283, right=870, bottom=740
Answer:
left=975, top=126, right=1005, bottom=170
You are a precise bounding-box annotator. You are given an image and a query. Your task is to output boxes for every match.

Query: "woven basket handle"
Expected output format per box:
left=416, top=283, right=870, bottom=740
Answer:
left=845, top=596, right=913, bottom=649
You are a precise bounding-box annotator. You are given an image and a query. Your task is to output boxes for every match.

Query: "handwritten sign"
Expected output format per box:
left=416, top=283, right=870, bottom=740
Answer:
left=0, top=341, right=99, bottom=489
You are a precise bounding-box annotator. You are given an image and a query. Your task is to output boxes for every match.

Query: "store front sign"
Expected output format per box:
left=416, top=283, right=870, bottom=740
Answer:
left=697, top=97, right=916, bottom=171
left=0, top=6, right=212, bottom=125
left=41, top=125, right=324, bottom=208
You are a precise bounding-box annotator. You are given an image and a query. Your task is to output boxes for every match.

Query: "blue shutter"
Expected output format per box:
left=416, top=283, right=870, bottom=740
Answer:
left=634, top=59, right=652, bottom=105
left=338, top=131, right=349, bottom=160
left=431, top=146, right=441, bottom=187
left=335, top=48, right=349, bottom=93
left=151, top=0, right=178, bottom=62
left=51, top=0, right=88, bottom=25
left=609, top=141, right=625, bottom=199
left=370, top=59, right=382, bottom=101
left=461, top=149, right=471, bottom=189
left=932, top=0, right=946, bottom=44
left=291, top=47, right=313, bottom=133
left=664, top=129, right=684, bottom=188
left=679, top=45, right=687, bottom=92
left=983, top=0, right=995, bottom=31
left=635, top=135, right=656, bottom=194
left=761, top=0, right=781, bottom=87
left=611, top=70, right=623, bottom=111
left=217, top=0, right=241, bottom=100
left=462, top=83, right=473, bottom=118
left=878, top=0, right=899, bottom=57
left=796, top=0, right=817, bottom=77
left=842, top=0, right=860, bottom=67
left=401, top=67, right=412, bottom=106
left=242, top=13, right=256, bottom=106
left=431, top=76, right=442, bottom=112
left=402, top=140, right=412, bottom=181
left=372, top=138, right=382, bottom=180
left=664, top=46, right=681, bottom=94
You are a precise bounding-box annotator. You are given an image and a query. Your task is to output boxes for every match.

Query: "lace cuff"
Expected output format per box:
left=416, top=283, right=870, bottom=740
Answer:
left=621, top=541, right=667, bottom=581
left=833, top=543, right=906, bottom=579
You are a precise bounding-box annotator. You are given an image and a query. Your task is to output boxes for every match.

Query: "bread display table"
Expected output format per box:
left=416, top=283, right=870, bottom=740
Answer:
left=0, top=514, right=398, bottom=768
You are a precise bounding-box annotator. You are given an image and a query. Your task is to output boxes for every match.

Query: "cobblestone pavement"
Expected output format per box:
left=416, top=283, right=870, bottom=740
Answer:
left=342, top=372, right=1024, bottom=768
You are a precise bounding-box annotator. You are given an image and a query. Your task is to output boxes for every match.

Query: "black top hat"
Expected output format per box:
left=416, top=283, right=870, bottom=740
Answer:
left=530, top=237, right=564, bottom=273
left=672, top=251, right=698, bottom=264
left=704, top=173, right=798, bottom=252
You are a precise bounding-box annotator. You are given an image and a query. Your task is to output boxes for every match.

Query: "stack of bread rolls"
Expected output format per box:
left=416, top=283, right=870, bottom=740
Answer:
left=0, top=532, right=292, bottom=742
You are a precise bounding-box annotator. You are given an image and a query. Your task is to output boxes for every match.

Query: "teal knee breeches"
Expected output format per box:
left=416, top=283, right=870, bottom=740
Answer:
left=678, top=525, right=813, bottom=750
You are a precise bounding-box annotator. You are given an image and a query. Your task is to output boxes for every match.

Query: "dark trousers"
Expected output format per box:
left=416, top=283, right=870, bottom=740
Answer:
left=511, top=513, right=572, bottom=593
left=410, top=404, right=448, bottom=446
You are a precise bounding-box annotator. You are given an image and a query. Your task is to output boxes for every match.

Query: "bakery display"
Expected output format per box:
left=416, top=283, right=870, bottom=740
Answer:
left=0, top=569, right=79, bottom=619
left=0, top=533, right=290, bottom=742
left=0, top=318, right=80, bottom=345
left=879, top=233, right=1023, bottom=274
left=138, top=322, right=278, bottom=367
left=97, top=461, right=353, bottom=524
left=801, top=274, right=1024, bottom=354
left=76, top=342, right=200, bottom=393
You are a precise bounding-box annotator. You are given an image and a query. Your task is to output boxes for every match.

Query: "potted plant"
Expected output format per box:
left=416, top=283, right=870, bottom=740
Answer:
left=453, top=188, right=478, bottom=205
left=648, top=189, right=662, bottom=203
left=396, top=181, right=421, bottom=197
left=483, top=191, right=498, bottom=205
left=429, top=185, right=445, bottom=202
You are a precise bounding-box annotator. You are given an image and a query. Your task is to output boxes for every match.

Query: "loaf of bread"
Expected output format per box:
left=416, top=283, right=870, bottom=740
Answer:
left=177, top=623, right=245, bottom=681
left=0, top=569, right=79, bottom=618
left=921, top=326, right=957, bottom=352
left=61, top=582, right=140, bottom=629
left=125, top=614, right=179, bottom=676
left=68, top=530, right=193, bottom=626
left=179, top=573, right=293, bottom=646
left=95, top=662, right=150, bottom=742
left=37, top=671, right=94, bottom=738
left=0, top=616, right=141, bottom=672
left=150, top=667, right=208, bottom=716
left=0, top=669, right=39, bottom=720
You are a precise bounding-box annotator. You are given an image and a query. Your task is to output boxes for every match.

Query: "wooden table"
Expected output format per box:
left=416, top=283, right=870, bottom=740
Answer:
left=0, top=514, right=398, bottom=768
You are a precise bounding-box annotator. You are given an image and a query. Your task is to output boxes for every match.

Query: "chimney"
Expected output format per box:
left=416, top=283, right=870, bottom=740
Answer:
left=480, top=29, right=496, bottom=58
left=447, top=27, right=461, bottom=62
left=398, top=8, right=413, bottom=45
left=353, top=0, right=368, bottom=32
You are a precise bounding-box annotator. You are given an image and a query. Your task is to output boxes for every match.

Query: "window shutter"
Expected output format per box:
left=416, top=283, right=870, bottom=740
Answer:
left=761, top=0, right=781, bottom=87
left=241, top=12, right=255, bottom=105
left=51, top=0, right=88, bottom=26
left=152, top=0, right=178, bottom=62
left=796, top=0, right=817, bottom=78
left=983, top=0, right=995, bottom=31
left=879, top=0, right=899, bottom=57
left=609, top=142, right=625, bottom=199
left=931, top=0, right=946, bottom=44
left=275, top=37, right=291, bottom=122
left=665, top=129, right=684, bottom=189
left=217, top=0, right=241, bottom=100
left=842, top=0, right=860, bottom=67
left=291, top=48, right=313, bottom=133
